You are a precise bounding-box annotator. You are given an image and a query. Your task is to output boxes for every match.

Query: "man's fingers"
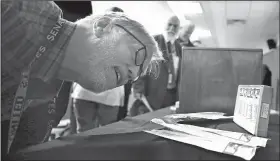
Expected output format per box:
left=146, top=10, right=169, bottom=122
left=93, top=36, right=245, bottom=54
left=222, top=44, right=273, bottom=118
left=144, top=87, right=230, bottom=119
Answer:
left=134, top=93, right=141, bottom=99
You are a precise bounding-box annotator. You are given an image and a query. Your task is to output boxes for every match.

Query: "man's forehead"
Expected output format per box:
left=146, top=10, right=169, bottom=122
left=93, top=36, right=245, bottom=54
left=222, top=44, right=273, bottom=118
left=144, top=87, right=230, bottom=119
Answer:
left=167, top=16, right=180, bottom=25
left=182, top=23, right=195, bottom=33
left=186, top=26, right=195, bottom=33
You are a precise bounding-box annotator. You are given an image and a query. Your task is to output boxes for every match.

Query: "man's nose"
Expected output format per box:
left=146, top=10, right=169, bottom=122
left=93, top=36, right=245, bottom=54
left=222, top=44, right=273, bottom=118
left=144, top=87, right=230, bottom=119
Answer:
left=170, top=25, right=176, bottom=31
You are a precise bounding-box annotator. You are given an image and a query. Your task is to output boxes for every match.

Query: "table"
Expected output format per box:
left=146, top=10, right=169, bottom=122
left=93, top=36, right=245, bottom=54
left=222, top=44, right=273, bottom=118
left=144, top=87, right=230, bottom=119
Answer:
left=13, top=108, right=279, bottom=160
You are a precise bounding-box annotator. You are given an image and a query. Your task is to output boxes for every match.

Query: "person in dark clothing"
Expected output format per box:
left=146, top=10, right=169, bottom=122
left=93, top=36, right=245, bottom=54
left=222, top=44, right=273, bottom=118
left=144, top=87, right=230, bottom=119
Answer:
left=118, top=83, right=132, bottom=120
left=262, top=64, right=272, bottom=86
left=132, top=16, right=181, bottom=113
left=177, top=21, right=196, bottom=47
left=106, top=6, right=124, bottom=13
left=267, top=39, right=277, bottom=50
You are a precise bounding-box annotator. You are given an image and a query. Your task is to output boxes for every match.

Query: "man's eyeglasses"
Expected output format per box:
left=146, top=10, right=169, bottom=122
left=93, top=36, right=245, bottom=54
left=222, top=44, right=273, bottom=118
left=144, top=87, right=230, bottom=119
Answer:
left=114, top=24, right=147, bottom=82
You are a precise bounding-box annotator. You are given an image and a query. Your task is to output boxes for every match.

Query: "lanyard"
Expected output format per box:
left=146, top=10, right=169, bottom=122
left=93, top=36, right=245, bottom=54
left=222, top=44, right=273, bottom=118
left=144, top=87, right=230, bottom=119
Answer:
left=7, top=19, right=66, bottom=153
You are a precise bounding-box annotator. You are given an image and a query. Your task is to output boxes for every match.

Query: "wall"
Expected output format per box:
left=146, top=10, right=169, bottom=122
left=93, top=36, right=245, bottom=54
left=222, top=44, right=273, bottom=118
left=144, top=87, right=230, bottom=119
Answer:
left=263, top=48, right=279, bottom=110
left=91, top=1, right=174, bottom=35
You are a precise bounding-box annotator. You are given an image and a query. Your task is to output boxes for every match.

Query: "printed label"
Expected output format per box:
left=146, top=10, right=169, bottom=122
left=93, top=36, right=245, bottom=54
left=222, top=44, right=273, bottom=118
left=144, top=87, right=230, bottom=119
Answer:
left=260, top=103, right=269, bottom=119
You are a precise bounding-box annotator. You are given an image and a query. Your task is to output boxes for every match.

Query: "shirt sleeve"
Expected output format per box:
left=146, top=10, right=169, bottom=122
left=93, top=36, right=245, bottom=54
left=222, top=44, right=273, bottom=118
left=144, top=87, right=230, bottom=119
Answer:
left=1, top=1, right=76, bottom=83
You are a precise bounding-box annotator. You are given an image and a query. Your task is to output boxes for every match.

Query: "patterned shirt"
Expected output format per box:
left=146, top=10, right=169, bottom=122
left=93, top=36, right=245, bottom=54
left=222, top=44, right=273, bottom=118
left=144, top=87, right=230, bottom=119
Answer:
left=1, top=1, right=76, bottom=121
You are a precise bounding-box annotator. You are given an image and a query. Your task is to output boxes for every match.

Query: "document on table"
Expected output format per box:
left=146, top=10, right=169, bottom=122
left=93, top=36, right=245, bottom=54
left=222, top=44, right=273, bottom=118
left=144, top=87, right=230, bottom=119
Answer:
left=144, top=113, right=269, bottom=160
left=146, top=129, right=256, bottom=160
left=161, top=112, right=233, bottom=123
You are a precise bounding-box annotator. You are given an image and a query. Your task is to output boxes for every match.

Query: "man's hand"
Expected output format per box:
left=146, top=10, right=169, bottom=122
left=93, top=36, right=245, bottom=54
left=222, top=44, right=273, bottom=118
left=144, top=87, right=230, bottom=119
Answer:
left=134, top=92, right=142, bottom=100
left=132, top=88, right=142, bottom=99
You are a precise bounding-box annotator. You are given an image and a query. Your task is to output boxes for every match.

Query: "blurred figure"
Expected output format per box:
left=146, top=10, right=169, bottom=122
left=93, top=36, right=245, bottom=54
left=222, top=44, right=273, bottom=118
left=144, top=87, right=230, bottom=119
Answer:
left=264, top=39, right=278, bottom=86
left=118, top=83, right=132, bottom=121
left=72, top=83, right=124, bottom=133
left=131, top=15, right=181, bottom=114
left=262, top=64, right=272, bottom=86
left=267, top=39, right=277, bottom=50
left=263, top=38, right=279, bottom=110
left=163, top=16, right=182, bottom=107
left=177, top=21, right=196, bottom=47
left=106, top=6, right=124, bottom=12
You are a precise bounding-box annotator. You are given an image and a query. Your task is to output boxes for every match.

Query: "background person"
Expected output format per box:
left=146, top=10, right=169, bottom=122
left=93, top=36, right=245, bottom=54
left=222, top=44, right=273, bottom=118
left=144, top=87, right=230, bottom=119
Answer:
left=131, top=15, right=181, bottom=116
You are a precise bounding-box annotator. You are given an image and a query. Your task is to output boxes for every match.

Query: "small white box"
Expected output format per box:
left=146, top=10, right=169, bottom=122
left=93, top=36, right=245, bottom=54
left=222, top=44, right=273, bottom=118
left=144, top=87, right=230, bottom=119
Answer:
left=233, top=85, right=273, bottom=137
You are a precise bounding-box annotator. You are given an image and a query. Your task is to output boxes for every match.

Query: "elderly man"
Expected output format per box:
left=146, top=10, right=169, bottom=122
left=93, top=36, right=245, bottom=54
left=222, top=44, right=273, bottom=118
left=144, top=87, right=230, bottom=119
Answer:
left=132, top=15, right=181, bottom=114
left=177, top=21, right=196, bottom=47
left=69, top=6, right=126, bottom=134
left=1, top=1, right=162, bottom=155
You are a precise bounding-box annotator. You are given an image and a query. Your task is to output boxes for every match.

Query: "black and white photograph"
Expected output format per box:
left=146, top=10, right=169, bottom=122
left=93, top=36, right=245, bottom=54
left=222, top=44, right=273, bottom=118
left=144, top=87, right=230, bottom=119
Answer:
left=1, top=1, right=279, bottom=160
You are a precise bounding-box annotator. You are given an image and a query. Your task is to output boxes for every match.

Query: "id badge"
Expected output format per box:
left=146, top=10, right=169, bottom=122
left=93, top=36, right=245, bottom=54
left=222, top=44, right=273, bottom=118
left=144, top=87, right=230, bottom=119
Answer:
left=168, top=73, right=173, bottom=84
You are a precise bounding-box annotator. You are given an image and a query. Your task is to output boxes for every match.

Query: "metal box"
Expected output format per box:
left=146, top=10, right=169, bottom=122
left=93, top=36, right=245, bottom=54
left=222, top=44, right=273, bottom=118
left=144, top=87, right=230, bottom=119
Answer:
left=178, top=47, right=263, bottom=115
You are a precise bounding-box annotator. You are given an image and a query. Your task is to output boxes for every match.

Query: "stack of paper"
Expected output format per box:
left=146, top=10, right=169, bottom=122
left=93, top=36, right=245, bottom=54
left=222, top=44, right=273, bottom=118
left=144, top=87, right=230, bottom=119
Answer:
left=144, top=112, right=269, bottom=160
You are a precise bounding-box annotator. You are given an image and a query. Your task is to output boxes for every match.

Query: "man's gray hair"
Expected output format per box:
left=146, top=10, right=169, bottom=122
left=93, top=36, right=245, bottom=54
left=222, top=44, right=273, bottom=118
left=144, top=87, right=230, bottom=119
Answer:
left=77, top=12, right=163, bottom=79
left=181, top=20, right=196, bottom=32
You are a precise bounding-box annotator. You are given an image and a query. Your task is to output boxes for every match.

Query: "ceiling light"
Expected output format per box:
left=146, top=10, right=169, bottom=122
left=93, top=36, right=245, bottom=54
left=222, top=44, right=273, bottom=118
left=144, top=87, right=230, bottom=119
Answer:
left=167, top=1, right=203, bottom=16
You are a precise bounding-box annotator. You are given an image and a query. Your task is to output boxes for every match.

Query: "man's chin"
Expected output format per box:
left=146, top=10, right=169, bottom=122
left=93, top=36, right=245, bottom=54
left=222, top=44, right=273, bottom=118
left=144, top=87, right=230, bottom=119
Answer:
left=86, top=84, right=117, bottom=93
left=93, top=86, right=118, bottom=93
left=91, top=88, right=106, bottom=93
left=78, top=82, right=106, bottom=93
left=77, top=73, right=117, bottom=93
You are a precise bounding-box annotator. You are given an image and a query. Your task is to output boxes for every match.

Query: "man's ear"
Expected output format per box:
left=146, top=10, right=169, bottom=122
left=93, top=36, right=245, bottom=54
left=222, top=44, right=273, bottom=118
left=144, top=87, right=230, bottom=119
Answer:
left=94, top=16, right=113, bottom=38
